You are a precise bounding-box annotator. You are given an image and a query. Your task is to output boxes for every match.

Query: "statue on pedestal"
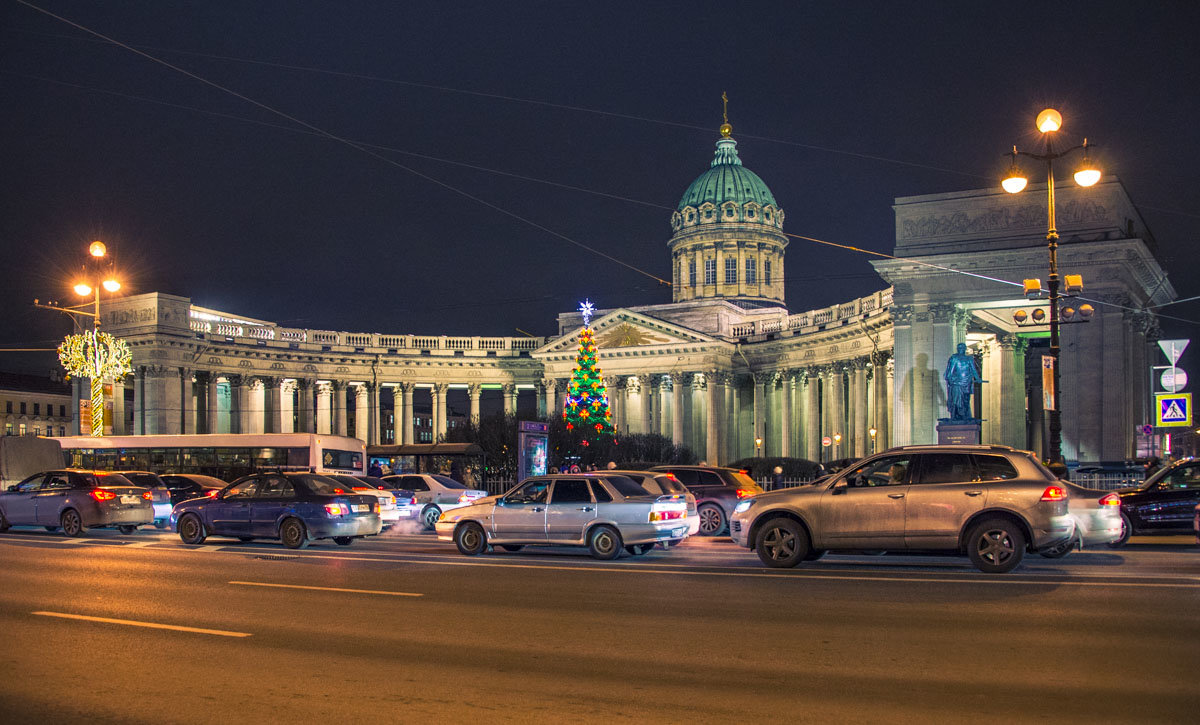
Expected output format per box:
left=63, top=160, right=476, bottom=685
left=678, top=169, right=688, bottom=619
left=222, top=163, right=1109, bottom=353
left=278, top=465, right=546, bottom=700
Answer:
left=944, top=342, right=983, bottom=421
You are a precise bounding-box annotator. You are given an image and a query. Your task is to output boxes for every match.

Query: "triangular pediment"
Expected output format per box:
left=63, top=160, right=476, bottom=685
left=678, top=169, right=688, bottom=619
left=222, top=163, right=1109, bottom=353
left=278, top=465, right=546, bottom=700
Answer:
left=534, top=310, right=716, bottom=356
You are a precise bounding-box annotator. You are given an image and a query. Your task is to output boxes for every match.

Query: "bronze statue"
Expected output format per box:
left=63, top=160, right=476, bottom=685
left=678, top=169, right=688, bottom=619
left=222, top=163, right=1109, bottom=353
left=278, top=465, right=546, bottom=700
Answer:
left=944, top=342, right=982, bottom=421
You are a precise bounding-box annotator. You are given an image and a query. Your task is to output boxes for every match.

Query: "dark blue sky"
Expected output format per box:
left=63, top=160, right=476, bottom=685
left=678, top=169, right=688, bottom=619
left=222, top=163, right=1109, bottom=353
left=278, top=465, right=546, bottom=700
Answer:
left=2, top=0, right=1198, bottom=375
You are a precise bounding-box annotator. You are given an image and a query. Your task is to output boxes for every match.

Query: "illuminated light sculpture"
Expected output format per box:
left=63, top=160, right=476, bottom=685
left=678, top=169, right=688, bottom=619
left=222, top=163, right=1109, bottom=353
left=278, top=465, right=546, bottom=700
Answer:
left=58, top=330, right=132, bottom=437
left=562, top=300, right=615, bottom=445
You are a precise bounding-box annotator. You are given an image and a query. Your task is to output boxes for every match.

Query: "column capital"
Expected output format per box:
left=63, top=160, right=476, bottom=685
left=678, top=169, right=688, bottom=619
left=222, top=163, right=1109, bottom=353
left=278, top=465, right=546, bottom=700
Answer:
left=929, top=302, right=957, bottom=323
left=255, top=375, right=278, bottom=388
left=432, top=382, right=449, bottom=394
left=501, top=383, right=516, bottom=395
left=328, top=380, right=346, bottom=392
left=317, top=382, right=333, bottom=395
left=668, top=371, right=689, bottom=385
left=394, top=381, right=413, bottom=394
left=281, top=379, right=298, bottom=394
left=752, top=371, right=775, bottom=386
left=540, top=378, right=557, bottom=392
left=690, top=372, right=706, bottom=391
left=624, top=375, right=642, bottom=393
left=890, top=304, right=914, bottom=324
left=468, top=383, right=483, bottom=396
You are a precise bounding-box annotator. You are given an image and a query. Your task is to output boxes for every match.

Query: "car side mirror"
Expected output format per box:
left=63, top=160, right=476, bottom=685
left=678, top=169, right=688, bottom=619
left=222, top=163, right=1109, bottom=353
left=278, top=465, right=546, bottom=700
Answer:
left=831, top=481, right=848, bottom=495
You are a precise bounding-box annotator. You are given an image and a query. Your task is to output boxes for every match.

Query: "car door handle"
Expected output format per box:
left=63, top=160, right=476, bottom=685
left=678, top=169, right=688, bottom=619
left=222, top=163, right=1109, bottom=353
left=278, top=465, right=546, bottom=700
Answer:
left=531, top=507, right=544, bottom=512
left=887, top=493, right=905, bottom=499
left=577, top=506, right=594, bottom=512
left=965, top=491, right=984, bottom=497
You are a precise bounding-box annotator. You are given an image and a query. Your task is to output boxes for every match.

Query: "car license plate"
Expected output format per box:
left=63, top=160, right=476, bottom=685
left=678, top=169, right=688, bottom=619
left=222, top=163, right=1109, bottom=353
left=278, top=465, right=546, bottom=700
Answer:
left=120, top=495, right=137, bottom=504
left=397, top=509, right=412, bottom=516
left=352, top=504, right=368, bottom=513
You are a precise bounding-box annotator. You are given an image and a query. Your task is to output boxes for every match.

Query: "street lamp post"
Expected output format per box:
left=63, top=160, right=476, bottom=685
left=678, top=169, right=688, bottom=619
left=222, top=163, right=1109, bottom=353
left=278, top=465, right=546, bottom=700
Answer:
left=869, top=427, right=878, bottom=455
left=1001, top=109, right=1101, bottom=464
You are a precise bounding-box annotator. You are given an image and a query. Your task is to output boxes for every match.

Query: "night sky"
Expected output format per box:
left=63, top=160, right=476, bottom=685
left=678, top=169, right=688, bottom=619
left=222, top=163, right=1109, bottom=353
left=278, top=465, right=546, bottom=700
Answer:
left=2, top=0, right=1198, bottom=377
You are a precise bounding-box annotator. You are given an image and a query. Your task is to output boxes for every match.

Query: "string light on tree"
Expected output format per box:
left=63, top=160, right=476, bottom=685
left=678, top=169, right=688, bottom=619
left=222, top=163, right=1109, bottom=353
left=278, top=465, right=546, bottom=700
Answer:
left=58, top=330, right=132, bottom=437
left=562, top=299, right=615, bottom=447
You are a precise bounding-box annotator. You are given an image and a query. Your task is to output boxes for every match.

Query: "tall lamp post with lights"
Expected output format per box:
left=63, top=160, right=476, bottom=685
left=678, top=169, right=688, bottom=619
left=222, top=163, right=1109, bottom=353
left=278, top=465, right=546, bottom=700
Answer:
left=37, top=241, right=131, bottom=436
left=1001, top=108, right=1102, bottom=464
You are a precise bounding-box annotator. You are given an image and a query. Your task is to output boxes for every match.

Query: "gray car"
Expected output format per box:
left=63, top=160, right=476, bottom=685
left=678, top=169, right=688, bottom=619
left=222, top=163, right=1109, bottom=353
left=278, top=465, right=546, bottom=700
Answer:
left=0, top=469, right=153, bottom=536
left=436, top=474, right=693, bottom=559
left=730, top=445, right=1074, bottom=573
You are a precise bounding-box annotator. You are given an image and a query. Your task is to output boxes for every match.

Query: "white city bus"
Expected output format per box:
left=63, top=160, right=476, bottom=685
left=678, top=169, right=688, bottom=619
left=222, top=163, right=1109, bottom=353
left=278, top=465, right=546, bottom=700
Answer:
left=57, top=433, right=366, bottom=481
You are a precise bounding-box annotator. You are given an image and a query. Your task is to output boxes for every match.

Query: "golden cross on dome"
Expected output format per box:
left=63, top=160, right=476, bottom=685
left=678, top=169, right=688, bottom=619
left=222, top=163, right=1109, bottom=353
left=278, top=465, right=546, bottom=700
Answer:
left=720, top=92, right=732, bottom=138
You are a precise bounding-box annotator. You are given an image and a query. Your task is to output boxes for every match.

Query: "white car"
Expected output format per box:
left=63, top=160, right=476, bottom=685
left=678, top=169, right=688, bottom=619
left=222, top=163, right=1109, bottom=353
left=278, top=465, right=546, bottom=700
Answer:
left=610, top=470, right=701, bottom=538
left=383, top=474, right=488, bottom=530
left=327, top=475, right=401, bottom=528
left=1037, top=481, right=1123, bottom=557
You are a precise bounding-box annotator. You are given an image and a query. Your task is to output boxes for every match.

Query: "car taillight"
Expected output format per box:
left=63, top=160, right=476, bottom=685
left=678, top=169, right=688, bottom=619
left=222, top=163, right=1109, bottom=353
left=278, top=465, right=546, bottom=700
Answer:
left=141, top=491, right=153, bottom=500
left=1040, top=485, right=1066, bottom=502
left=325, top=503, right=348, bottom=516
left=408, top=496, right=417, bottom=505
left=458, top=493, right=472, bottom=503
left=90, top=489, right=117, bottom=501
left=649, top=505, right=687, bottom=522
left=1099, top=493, right=1120, bottom=506
left=735, top=488, right=755, bottom=499
left=206, top=490, right=219, bottom=498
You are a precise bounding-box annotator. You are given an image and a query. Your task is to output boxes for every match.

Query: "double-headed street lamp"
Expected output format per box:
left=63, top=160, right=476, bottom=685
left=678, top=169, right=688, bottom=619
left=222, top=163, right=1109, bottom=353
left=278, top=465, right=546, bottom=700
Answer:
left=1001, top=108, right=1102, bottom=464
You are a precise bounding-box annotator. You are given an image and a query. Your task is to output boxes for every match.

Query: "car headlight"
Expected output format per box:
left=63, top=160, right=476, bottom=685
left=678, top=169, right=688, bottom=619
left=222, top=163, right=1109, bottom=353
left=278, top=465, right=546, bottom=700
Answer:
left=734, top=498, right=756, bottom=514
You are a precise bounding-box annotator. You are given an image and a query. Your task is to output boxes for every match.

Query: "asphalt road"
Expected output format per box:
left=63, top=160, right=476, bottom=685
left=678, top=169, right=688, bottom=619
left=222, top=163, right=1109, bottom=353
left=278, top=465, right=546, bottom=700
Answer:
left=1, top=526, right=1197, bottom=724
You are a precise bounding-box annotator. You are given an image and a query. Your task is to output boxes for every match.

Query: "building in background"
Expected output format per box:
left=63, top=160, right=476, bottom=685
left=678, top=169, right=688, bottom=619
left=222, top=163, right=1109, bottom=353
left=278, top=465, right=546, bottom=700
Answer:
left=0, top=372, right=72, bottom=438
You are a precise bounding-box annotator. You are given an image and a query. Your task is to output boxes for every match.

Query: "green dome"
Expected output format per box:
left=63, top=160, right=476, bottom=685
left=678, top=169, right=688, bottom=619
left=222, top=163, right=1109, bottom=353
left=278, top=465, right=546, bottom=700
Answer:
left=677, top=136, right=777, bottom=211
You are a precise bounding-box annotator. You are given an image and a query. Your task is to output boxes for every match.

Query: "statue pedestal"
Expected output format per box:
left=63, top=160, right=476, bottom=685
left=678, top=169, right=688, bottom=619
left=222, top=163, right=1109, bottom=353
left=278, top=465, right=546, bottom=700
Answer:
left=937, top=419, right=981, bottom=445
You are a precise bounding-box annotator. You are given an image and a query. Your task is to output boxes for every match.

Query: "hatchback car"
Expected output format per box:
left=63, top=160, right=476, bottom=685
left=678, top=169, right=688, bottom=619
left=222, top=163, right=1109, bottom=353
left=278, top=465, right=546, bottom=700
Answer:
left=648, top=465, right=763, bottom=536
left=0, top=470, right=153, bottom=536
left=113, top=471, right=173, bottom=528
left=730, top=445, right=1074, bottom=573
left=1107, top=458, right=1200, bottom=547
left=436, top=474, right=692, bottom=559
left=171, top=472, right=381, bottom=549
left=609, top=470, right=700, bottom=538
left=1038, top=482, right=1123, bottom=557
left=159, top=474, right=228, bottom=505
left=383, top=473, right=488, bottom=530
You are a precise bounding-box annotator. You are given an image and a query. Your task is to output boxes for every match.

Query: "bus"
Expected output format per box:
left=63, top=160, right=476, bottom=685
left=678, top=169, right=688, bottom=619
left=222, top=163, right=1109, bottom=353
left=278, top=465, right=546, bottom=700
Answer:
left=57, top=433, right=366, bottom=482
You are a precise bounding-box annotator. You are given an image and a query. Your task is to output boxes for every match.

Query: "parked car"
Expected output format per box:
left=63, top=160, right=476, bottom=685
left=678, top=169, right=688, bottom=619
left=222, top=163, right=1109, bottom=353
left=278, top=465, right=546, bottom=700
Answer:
left=159, top=474, right=228, bottom=505
left=326, top=475, right=404, bottom=528
left=113, top=470, right=173, bottom=528
left=648, top=465, right=763, bottom=536
left=171, top=472, right=381, bottom=549
left=0, top=469, right=153, bottom=536
left=729, top=445, right=1074, bottom=573
left=330, top=475, right=422, bottom=524
left=1038, top=482, right=1123, bottom=557
left=436, top=473, right=693, bottom=559
left=1107, top=458, right=1200, bottom=546
left=382, top=473, right=488, bottom=530
left=609, top=470, right=700, bottom=538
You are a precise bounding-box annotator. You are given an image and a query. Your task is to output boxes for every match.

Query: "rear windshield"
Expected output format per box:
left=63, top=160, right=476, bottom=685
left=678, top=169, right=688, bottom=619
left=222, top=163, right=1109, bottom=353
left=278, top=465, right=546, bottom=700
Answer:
left=655, top=475, right=687, bottom=494
left=121, top=472, right=165, bottom=488
left=298, top=475, right=351, bottom=495
left=432, top=475, right=466, bottom=489
left=329, top=475, right=373, bottom=489
left=729, top=471, right=760, bottom=489
left=360, top=476, right=390, bottom=490
left=1024, top=454, right=1058, bottom=482
left=602, top=475, right=651, bottom=498
left=93, top=473, right=134, bottom=487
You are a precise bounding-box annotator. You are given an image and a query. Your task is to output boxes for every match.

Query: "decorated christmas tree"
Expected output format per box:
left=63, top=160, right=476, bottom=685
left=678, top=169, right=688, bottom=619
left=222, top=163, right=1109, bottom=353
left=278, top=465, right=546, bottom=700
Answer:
left=562, top=300, right=615, bottom=447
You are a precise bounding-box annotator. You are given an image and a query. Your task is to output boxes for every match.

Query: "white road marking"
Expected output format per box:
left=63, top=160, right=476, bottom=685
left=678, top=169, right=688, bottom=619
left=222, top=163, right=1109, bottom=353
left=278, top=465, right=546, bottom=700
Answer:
left=32, top=611, right=252, bottom=637
left=228, top=581, right=422, bottom=597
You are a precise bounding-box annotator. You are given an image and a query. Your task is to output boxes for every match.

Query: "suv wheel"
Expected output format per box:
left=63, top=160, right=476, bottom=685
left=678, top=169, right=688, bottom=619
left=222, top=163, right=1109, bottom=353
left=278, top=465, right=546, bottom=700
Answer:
left=966, top=518, right=1025, bottom=573
left=755, top=518, right=810, bottom=568
left=697, top=503, right=726, bottom=536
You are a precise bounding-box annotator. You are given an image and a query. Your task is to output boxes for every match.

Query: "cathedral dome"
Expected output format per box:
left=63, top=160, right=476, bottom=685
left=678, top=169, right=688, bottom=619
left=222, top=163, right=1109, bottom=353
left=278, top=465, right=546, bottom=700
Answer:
left=677, top=135, right=778, bottom=211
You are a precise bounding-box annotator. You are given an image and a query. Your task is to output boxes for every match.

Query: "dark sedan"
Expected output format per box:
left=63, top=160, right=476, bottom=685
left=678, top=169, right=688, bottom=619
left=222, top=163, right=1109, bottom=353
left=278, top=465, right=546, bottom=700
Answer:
left=1108, top=458, right=1200, bottom=546
left=171, top=472, right=381, bottom=549
left=159, top=474, right=228, bottom=505
left=113, top=471, right=173, bottom=528
left=648, top=465, right=763, bottom=536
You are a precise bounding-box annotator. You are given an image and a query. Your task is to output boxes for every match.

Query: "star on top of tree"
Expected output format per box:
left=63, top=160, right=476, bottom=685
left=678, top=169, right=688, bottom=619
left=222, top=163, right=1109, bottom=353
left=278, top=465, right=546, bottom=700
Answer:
left=579, top=299, right=595, bottom=325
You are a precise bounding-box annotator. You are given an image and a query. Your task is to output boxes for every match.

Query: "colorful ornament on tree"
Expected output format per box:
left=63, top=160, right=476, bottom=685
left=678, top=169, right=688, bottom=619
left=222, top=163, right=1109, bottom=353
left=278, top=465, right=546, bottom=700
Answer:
left=562, top=298, right=615, bottom=445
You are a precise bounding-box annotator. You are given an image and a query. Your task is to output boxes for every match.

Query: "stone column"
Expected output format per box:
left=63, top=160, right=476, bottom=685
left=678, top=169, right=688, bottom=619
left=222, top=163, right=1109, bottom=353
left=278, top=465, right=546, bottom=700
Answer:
left=725, top=374, right=738, bottom=461
left=779, top=370, right=792, bottom=458
left=872, top=352, right=891, bottom=453
left=316, top=382, right=333, bottom=435
left=804, top=368, right=821, bottom=461
left=292, top=379, right=311, bottom=434
left=998, top=334, right=1027, bottom=450
left=753, top=372, right=772, bottom=457
left=110, top=376, right=127, bottom=435
left=236, top=376, right=254, bottom=435
left=706, top=370, right=721, bottom=465
left=204, top=373, right=219, bottom=434
left=690, top=373, right=705, bottom=456
left=657, top=377, right=671, bottom=438
left=852, top=359, right=869, bottom=458
left=260, top=377, right=278, bottom=434
left=670, top=372, right=687, bottom=447
left=330, top=381, right=347, bottom=436
left=468, top=383, right=482, bottom=426
left=502, top=384, right=516, bottom=417
left=432, top=383, right=449, bottom=441
left=827, top=365, right=845, bottom=459
left=540, top=380, right=556, bottom=423
left=352, top=384, right=368, bottom=442
left=279, top=380, right=296, bottom=434
left=180, top=368, right=196, bottom=434
left=890, top=305, right=914, bottom=446
left=399, top=382, right=415, bottom=444
left=612, top=378, right=627, bottom=434
left=365, top=383, right=380, bottom=445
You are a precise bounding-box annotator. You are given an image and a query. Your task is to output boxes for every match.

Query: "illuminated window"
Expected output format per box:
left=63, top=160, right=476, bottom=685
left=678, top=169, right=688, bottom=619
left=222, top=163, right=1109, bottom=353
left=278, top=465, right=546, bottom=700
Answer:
left=59, top=426, right=65, bottom=437
left=4, top=423, right=11, bottom=436
left=765, top=259, right=772, bottom=285
left=746, top=258, right=757, bottom=284
left=704, top=259, right=716, bottom=285
left=725, top=257, right=737, bottom=284
left=689, top=260, right=696, bottom=287
left=19, top=423, right=26, bottom=436
left=33, top=426, right=40, bottom=436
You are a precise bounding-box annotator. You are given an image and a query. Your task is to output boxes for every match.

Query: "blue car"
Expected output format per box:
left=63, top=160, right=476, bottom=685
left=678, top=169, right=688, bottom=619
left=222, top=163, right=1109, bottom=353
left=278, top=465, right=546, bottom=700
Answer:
left=171, top=472, right=381, bottom=549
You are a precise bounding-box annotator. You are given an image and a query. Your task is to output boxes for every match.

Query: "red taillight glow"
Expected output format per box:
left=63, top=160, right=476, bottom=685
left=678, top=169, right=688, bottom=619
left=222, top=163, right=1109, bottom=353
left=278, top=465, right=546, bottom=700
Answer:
left=735, top=488, right=755, bottom=499
left=1099, top=493, right=1121, bottom=506
left=325, top=503, right=349, bottom=516
left=1040, top=485, right=1067, bottom=502
left=206, top=490, right=219, bottom=498
left=333, top=488, right=345, bottom=494
left=90, top=489, right=116, bottom=501
left=141, top=491, right=153, bottom=500
left=458, top=493, right=472, bottom=503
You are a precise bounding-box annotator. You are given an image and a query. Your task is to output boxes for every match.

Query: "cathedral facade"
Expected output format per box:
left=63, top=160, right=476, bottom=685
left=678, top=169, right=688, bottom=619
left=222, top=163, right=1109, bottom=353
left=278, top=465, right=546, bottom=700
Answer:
left=89, top=126, right=1170, bottom=466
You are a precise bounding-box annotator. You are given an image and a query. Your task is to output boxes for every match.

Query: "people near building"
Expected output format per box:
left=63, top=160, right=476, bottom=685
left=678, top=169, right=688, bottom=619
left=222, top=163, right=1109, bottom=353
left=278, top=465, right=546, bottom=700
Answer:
left=772, top=466, right=784, bottom=488
left=606, top=461, right=617, bottom=470
left=368, top=462, right=383, bottom=478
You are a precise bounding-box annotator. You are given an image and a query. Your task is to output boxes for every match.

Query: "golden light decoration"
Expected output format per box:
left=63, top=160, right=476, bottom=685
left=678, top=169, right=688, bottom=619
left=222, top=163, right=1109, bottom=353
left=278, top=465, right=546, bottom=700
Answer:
left=58, top=330, right=133, bottom=382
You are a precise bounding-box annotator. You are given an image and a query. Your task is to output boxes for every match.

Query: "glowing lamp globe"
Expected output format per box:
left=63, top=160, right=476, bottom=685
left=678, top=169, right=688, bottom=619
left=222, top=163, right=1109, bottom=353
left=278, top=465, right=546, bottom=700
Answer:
left=1074, top=163, right=1101, bottom=187
left=1078, top=304, right=1095, bottom=319
left=1036, top=108, right=1062, bottom=133
left=102, top=279, right=121, bottom=292
left=74, top=283, right=92, bottom=296
left=1013, top=309, right=1028, bottom=324
left=1002, top=173, right=1028, bottom=194
left=89, top=241, right=107, bottom=257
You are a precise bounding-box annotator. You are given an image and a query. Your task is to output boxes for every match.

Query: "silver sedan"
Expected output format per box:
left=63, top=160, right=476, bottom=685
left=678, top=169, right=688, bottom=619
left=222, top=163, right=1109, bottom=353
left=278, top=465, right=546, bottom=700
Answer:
left=1038, top=482, right=1123, bottom=557
left=436, top=474, right=692, bottom=559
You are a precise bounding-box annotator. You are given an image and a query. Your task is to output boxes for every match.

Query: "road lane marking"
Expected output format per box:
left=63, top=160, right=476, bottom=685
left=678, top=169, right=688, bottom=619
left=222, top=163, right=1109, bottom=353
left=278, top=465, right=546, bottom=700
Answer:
left=32, top=611, right=252, bottom=637
left=228, top=581, right=422, bottom=597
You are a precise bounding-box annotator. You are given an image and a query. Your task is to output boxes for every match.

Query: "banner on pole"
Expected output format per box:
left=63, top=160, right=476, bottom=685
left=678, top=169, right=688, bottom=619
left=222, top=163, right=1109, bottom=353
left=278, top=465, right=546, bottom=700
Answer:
left=1041, top=356, right=1055, bottom=411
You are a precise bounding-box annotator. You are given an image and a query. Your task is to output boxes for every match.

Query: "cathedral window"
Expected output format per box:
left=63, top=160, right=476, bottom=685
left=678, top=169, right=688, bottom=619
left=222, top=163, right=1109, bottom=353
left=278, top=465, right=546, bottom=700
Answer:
left=689, top=260, right=697, bottom=287
left=747, top=208, right=755, bottom=218
left=765, top=259, right=772, bottom=285
left=725, top=207, right=734, bottom=217
left=705, top=210, right=713, bottom=219
left=704, top=259, right=716, bottom=285
left=746, top=257, right=757, bottom=284
left=725, top=257, right=737, bottom=284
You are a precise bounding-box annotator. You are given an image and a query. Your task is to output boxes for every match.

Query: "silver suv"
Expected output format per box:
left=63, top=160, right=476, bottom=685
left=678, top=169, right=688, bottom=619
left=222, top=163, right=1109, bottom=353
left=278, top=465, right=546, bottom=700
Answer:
left=729, top=445, right=1073, bottom=573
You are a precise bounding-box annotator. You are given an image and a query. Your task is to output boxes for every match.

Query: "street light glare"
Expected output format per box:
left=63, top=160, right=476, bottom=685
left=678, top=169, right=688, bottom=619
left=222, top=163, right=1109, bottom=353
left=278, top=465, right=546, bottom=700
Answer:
left=1036, top=108, right=1062, bottom=133
left=74, top=283, right=92, bottom=296
left=102, top=279, right=121, bottom=292
left=1002, top=173, right=1028, bottom=194
left=89, top=241, right=107, bottom=257
left=1074, top=165, right=1101, bottom=187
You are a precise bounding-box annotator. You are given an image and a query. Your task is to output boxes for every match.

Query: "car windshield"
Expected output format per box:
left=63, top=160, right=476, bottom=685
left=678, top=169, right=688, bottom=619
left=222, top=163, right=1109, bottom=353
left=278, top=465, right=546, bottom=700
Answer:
left=299, top=475, right=351, bottom=495
left=432, top=475, right=467, bottom=489
left=729, top=471, right=760, bottom=489
left=121, top=472, right=165, bottom=488
left=602, top=475, right=650, bottom=498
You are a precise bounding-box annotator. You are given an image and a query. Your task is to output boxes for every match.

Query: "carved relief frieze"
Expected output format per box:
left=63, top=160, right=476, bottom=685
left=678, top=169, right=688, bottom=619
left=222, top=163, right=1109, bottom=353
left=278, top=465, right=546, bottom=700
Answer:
left=900, top=199, right=1109, bottom=240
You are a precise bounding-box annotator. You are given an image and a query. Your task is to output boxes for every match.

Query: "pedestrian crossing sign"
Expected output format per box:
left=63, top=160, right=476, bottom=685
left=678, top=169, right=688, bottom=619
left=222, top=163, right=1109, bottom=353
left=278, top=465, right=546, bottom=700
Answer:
left=1155, top=393, right=1192, bottom=427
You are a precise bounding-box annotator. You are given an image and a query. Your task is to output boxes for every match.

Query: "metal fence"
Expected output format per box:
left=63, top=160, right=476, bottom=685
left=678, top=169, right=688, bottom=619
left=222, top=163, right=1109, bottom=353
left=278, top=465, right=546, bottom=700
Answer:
left=1068, top=471, right=1143, bottom=491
